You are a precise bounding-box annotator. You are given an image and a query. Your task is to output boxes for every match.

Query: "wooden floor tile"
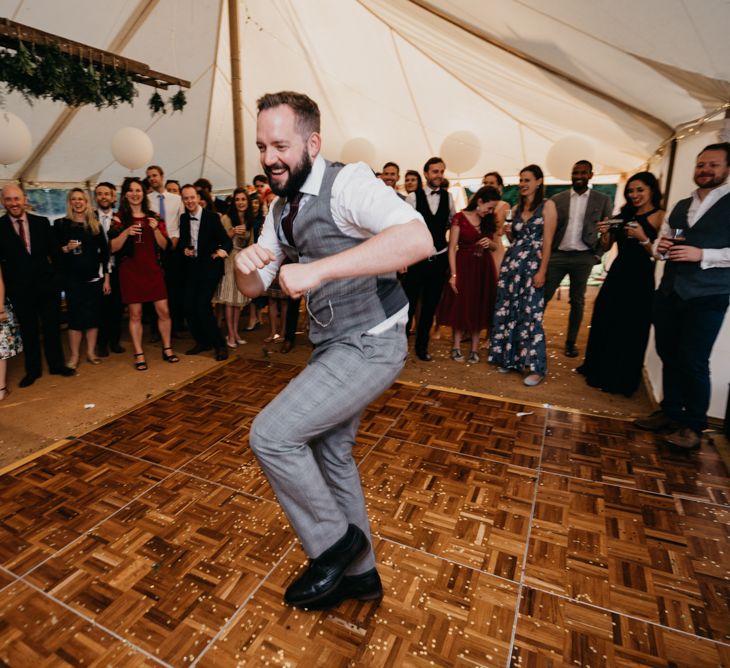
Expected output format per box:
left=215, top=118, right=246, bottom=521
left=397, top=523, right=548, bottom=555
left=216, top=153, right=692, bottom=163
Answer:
left=82, top=393, right=253, bottom=468
left=543, top=410, right=730, bottom=504
left=0, top=581, right=160, bottom=666
left=24, top=472, right=295, bottom=666
left=0, top=567, right=15, bottom=591
left=511, top=587, right=730, bottom=668
left=361, top=438, right=536, bottom=580
left=524, top=473, right=730, bottom=642
left=0, top=442, right=169, bottom=575
left=388, top=389, right=546, bottom=468
left=197, top=539, right=519, bottom=667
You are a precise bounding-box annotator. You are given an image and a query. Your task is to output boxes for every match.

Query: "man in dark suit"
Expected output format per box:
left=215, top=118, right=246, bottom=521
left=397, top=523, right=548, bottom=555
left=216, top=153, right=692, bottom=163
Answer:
left=545, top=160, right=613, bottom=357
left=178, top=184, right=232, bottom=361
left=0, top=184, right=75, bottom=386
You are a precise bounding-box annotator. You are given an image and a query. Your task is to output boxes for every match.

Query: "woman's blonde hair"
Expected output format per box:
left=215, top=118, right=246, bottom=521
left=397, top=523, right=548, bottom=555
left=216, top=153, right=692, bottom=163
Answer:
left=66, top=188, right=100, bottom=234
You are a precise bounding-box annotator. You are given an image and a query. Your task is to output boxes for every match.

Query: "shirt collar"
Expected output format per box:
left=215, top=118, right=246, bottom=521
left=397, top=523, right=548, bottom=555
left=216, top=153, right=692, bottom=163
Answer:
left=298, top=154, right=325, bottom=197
left=570, top=187, right=591, bottom=198
left=692, top=181, right=730, bottom=204
left=189, top=207, right=203, bottom=220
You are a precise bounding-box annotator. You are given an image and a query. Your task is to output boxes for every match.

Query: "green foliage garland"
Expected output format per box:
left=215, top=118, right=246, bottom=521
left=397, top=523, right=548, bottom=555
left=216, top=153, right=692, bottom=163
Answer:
left=0, top=40, right=186, bottom=114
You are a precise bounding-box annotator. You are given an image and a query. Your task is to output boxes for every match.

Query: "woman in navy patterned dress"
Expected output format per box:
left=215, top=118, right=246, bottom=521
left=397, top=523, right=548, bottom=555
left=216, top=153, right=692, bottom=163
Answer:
left=488, top=164, right=557, bottom=386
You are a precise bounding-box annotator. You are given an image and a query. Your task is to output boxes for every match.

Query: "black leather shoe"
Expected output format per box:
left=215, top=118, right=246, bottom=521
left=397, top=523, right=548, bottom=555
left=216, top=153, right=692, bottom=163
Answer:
left=215, top=347, right=229, bottom=361
left=284, top=524, right=369, bottom=607
left=110, top=343, right=126, bottom=354
left=50, top=366, right=76, bottom=377
left=96, top=346, right=110, bottom=358
left=185, top=344, right=212, bottom=355
left=564, top=343, right=579, bottom=358
left=19, top=374, right=39, bottom=388
left=298, top=568, right=383, bottom=610
left=416, top=351, right=433, bottom=362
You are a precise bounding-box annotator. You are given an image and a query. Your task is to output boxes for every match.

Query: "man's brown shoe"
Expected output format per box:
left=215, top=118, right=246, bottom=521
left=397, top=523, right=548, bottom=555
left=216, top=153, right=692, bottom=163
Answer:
left=633, top=410, right=677, bottom=432
left=664, top=428, right=702, bottom=450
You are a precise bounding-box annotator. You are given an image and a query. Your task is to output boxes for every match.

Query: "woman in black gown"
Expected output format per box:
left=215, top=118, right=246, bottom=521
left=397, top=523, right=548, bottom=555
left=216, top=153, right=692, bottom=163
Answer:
left=577, top=172, right=664, bottom=396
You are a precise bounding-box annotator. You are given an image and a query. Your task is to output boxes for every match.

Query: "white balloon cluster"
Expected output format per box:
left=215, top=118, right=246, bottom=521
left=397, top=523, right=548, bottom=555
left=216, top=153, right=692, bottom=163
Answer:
left=0, top=112, right=32, bottom=166
left=111, top=127, right=154, bottom=170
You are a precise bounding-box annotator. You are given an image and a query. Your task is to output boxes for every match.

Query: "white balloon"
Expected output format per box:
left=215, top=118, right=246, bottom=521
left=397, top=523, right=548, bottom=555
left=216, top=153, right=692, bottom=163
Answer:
left=440, top=131, right=481, bottom=175
left=111, top=127, right=154, bottom=170
left=340, top=138, right=376, bottom=168
left=546, top=136, right=595, bottom=181
left=0, top=112, right=32, bottom=165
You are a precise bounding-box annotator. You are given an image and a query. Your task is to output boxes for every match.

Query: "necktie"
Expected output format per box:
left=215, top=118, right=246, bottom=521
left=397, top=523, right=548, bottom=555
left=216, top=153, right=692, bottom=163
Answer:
left=281, top=192, right=303, bottom=246
left=14, top=218, right=29, bottom=253
left=158, top=193, right=166, bottom=221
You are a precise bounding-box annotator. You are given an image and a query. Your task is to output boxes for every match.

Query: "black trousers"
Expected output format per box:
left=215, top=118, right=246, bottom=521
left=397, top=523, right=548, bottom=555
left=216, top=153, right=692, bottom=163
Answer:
left=97, top=268, right=123, bottom=349
left=403, top=253, right=448, bottom=355
left=654, top=290, right=728, bottom=432
left=164, top=252, right=185, bottom=333
left=12, top=284, right=66, bottom=377
left=184, top=273, right=224, bottom=349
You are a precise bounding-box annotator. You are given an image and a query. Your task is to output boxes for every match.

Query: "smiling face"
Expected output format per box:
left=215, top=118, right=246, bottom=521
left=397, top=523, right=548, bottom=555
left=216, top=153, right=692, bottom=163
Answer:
left=404, top=173, right=419, bottom=193
left=424, top=161, right=445, bottom=190
left=69, top=190, right=88, bottom=216
left=382, top=165, right=399, bottom=189
left=475, top=199, right=497, bottom=217
left=125, top=181, right=145, bottom=207
left=181, top=186, right=200, bottom=213
left=256, top=105, right=320, bottom=198
left=626, top=178, right=651, bottom=210
left=694, top=149, right=729, bottom=191
left=95, top=185, right=115, bottom=211
left=571, top=162, right=593, bottom=193
left=519, top=169, right=541, bottom=200
left=234, top=191, right=248, bottom=213
left=146, top=168, right=164, bottom=192
left=482, top=175, right=503, bottom=193
left=2, top=185, right=26, bottom=219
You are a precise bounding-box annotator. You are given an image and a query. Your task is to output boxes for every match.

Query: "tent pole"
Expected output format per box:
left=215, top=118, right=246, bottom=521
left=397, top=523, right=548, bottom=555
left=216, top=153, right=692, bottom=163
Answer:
left=663, top=138, right=678, bottom=207
left=228, top=0, right=245, bottom=186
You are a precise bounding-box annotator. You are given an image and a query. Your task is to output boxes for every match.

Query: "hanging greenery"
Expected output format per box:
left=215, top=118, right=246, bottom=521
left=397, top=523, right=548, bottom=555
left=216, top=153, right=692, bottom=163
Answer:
left=0, top=40, right=186, bottom=114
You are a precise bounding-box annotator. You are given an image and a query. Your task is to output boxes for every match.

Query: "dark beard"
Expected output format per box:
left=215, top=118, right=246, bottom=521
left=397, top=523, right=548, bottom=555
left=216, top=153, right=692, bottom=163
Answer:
left=694, top=172, right=728, bottom=189
left=266, top=151, right=313, bottom=199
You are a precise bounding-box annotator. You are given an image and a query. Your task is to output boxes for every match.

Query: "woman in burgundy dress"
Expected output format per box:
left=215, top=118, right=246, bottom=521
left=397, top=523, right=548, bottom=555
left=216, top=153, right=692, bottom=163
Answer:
left=437, top=186, right=502, bottom=362
left=108, top=177, right=179, bottom=370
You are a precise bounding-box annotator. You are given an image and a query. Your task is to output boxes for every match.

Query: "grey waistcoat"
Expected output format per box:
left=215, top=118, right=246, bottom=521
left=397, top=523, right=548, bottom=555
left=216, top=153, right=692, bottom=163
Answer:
left=272, top=160, right=407, bottom=345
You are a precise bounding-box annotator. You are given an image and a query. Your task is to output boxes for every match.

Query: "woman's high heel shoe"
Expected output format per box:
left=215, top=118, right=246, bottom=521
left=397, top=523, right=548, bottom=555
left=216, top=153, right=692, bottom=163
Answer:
left=134, top=352, right=148, bottom=371
left=162, top=347, right=180, bottom=363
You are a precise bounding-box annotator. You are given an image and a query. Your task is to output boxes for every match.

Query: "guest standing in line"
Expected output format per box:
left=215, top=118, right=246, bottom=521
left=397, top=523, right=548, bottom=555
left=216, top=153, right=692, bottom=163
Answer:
left=0, top=265, right=22, bottom=400
left=488, top=165, right=557, bottom=386
left=404, top=170, right=422, bottom=194
left=245, top=192, right=266, bottom=331
left=108, top=177, right=179, bottom=370
left=54, top=189, right=110, bottom=369
left=437, top=186, right=502, bottom=363
left=577, top=172, right=663, bottom=395
left=0, top=184, right=74, bottom=387
left=216, top=187, right=252, bottom=348
left=481, top=171, right=510, bottom=269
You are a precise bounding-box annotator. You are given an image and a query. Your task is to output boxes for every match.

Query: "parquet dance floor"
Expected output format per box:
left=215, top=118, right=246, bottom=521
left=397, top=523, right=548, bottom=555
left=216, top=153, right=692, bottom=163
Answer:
left=0, top=358, right=728, bottom=667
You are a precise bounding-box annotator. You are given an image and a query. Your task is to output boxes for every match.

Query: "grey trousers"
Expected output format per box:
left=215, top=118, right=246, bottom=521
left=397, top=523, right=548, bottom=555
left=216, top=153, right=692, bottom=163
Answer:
left=249, top=324, right=407, bottom=575
left=544, top=249, right=596, bottom=346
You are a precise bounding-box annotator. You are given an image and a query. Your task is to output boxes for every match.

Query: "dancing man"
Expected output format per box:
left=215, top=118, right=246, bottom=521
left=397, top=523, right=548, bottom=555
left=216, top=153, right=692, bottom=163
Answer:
left=235, top=92, right=432, bottom=609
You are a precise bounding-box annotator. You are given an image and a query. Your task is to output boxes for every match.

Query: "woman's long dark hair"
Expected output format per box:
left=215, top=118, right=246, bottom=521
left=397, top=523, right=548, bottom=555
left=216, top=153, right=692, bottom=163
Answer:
left=620, top=171, right=662, bottom=220
left=519, top=164, right=545, bottom=211
left=465, top=186, right=501, bottom=235
left=118, top=177, right=153, bottom=227
left=226, top=187, right=249, bottom=228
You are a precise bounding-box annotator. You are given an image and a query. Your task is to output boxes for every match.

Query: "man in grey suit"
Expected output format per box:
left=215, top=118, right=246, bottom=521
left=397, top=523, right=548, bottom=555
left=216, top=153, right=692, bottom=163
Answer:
left=235, top=91, right=432, bottom=610
left=544, top=160, right=613, bottom=357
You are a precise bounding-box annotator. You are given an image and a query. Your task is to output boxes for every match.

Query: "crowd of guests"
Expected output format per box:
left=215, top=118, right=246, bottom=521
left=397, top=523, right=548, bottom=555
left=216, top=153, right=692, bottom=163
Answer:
left=1, top=143, right=729, bottom=451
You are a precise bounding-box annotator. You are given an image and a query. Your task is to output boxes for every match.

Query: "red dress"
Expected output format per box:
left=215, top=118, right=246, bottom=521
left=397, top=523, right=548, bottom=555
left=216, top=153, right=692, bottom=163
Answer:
left=437, top=212, right=497, bottom=332
left=112, top=215, right=168, bottom=304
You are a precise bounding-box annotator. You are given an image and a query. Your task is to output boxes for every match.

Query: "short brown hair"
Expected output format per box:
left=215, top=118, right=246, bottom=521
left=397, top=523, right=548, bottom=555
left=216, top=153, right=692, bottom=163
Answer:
left=146, top=165, right=164, bottom=177
left=257, top=91, right=320, bottom=138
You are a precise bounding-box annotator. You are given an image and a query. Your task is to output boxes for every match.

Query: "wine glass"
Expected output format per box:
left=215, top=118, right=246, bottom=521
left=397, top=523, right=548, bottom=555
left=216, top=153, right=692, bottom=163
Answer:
left=659, top=228, right=684, bottom=260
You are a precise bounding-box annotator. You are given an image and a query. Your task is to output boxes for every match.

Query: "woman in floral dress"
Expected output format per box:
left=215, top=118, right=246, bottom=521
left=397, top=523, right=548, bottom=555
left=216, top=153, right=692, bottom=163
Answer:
left=488, top=164, right=556, bottom=386
left=0, top=265, right=22, bottom=400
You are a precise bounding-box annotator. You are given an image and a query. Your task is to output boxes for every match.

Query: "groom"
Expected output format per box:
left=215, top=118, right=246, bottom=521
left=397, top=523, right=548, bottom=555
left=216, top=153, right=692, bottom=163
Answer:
left=235, top=91, right=432, bottom=609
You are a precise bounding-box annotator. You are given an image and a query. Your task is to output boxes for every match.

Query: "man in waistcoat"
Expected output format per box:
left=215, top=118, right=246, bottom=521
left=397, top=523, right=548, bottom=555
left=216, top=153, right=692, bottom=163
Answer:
left=404, top=157, right=456, bottom=361
left=635, top=143, right=730, bottom=448
left=545, top=160, right=613, bottom=358
left=235, top=91, right=431, bottom=610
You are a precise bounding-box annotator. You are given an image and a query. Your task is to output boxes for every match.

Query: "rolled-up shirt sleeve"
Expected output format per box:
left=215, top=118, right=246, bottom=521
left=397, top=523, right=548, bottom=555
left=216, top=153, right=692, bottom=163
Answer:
left=701, top=248, right=730, bottom=269
left=332, top=162, right=425, bottom=236
left=255, top=205, right=285, bottom=290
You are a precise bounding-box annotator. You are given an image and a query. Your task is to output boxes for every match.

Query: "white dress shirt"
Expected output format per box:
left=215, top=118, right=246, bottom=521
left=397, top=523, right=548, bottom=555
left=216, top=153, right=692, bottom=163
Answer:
left=96, top=208, right=115, bottom=269
left=558, top=189, right=591, bottom=251
left=188, top=206, right=202, bottom=251
left=660, top=182, right=730, bottom=269
left=256, top=155, right=425, bottom=333
left=148, top=190, right=184, bottom=239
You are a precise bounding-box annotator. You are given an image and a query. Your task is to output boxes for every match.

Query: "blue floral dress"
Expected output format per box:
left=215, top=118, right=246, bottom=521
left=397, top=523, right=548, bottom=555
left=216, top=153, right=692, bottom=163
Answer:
left=0, top=299, right=23, bottom=360
left=488, top=202, right=547, bottom=375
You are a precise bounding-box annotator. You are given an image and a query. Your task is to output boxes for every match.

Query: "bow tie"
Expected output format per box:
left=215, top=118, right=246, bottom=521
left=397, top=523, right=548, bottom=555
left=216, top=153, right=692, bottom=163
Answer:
left=189, top=216, right=197, bottom=221
left=430, top=189, right=440, bottom=196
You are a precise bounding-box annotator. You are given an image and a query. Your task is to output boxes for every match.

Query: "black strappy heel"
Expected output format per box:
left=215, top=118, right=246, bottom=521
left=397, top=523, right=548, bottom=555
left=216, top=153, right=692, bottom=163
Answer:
left=134, top=352, right=148, bottom=371
left=162, top=347, right=180, bottom=363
